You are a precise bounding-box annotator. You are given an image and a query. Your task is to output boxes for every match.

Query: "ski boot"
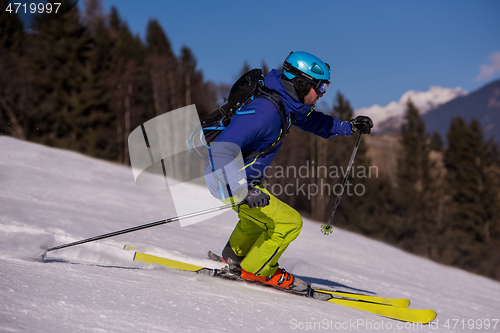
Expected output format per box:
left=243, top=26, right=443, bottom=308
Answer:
left=240, top=267, right=308, bottom=292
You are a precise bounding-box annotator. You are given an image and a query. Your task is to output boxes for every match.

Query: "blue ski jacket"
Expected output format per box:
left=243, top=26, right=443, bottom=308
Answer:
left=205, top=69, right=352, bottom=199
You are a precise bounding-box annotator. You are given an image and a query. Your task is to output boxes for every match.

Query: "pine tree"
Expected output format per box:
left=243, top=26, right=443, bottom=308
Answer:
left=430, top=132, right=443, bottom=151
left=24, top=6, right=104, bottom=154
left=0, top=0, right=24, bottom=52
left=0, top=1, right=32, bottom=139
left=79, top=0, right=119, bottom=160
left=442, top=117, right=499, bottom=277
left=146, top=19, right=174, bottom=58
left=82, top=0, right=106, bottom=33
left=395, top=99, right=439, bottom=256
left=146, top=18, right=178, bottom=115
left=179, top=45, right=215, bottom=118
left=180, top=46, right=195, bottom=106
left=397, top=99, right=431, bottom=194
left=331, top=92, right=353, bottom=121
left=239, top=60, right=251, bottom=76
left=107, top=6, right=149, bottom=164
left=261, top=60, right=269, bottom=76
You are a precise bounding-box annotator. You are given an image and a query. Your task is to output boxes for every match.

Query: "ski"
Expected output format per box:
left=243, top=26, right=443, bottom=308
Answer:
left=312, top=289, right=410, bottom=308
left=129, top=249, right=436, bottom=323
left=206, top=250, right=410, bottom=308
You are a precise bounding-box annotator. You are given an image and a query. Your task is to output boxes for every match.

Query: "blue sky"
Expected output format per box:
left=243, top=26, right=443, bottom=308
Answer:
left=95, top=0, right=500, bottom=110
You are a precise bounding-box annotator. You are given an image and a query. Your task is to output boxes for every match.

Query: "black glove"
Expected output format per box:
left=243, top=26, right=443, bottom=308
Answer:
left=242, top=187, right=270, bottom=209
left=350, top=116, right=373, bottom=134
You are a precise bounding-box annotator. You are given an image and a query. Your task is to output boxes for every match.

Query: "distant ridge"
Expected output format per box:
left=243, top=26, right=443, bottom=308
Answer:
left=423, top=79, right=500, bottom=143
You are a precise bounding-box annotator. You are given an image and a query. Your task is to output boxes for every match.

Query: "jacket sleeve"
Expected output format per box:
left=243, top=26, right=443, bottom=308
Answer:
left=293, top=109, right=352, bottom=138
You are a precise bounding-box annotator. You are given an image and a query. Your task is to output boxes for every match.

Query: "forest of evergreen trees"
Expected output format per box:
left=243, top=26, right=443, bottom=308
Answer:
left=1, top=1, right=499, bottom=281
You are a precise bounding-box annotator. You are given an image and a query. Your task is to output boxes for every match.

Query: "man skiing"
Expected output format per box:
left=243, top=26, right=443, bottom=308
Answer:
left=206, top=51, right=373, bottom=291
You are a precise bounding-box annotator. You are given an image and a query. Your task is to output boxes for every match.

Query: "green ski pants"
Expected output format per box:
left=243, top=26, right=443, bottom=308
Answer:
left=225, top=187, right=303, bottom=276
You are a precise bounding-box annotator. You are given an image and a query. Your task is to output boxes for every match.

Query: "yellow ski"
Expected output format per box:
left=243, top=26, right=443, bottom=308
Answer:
left=130, top=250, right=437, bottom=323
left=325, top=296, right=436, bottom=323
left=314, top=289, right=410, bottom=308
left=133, top=252, right=206, bottom=272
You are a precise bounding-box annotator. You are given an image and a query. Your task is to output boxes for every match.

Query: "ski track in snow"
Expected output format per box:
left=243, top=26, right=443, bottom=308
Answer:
left=0, top=136, right=499, bottom=333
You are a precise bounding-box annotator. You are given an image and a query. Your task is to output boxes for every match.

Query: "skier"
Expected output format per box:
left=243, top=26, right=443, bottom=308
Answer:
left=206, top=51, right=373, bottom=291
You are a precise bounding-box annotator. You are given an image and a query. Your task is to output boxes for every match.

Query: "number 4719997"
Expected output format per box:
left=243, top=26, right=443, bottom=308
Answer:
left=442, top=318, right=499, bottom=330
left=6, top=2, right=62, bottom=14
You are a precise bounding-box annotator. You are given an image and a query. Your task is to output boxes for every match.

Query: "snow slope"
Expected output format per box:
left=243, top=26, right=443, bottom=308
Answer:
left=1, top=136, right=499, bottom=333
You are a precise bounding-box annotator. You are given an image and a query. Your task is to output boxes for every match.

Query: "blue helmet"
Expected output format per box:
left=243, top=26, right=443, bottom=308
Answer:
left=283, top=51, right=330, bottom=95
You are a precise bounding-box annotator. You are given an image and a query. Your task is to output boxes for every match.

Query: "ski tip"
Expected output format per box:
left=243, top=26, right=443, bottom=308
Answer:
left=207, top=251, right=224, bottom=262
left=40, top=245, right=49, bottom=260
left=123, top=244, right=137, bottom=251
left=428, top=310, right=438, bottom=323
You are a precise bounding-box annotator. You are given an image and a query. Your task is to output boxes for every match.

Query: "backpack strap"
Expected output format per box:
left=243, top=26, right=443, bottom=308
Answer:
left=241, top=87, right=288, bottom=160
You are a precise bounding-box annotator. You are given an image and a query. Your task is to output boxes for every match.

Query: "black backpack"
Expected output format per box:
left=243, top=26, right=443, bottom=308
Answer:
left=187, top=69, right=287, bottom=160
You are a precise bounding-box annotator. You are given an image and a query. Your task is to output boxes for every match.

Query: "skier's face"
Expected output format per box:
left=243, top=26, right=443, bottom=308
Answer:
left=303, top=86, right=323, bottom=106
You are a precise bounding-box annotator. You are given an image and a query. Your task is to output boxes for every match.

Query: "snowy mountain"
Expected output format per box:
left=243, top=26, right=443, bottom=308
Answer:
left=355, top=86, right=467, bottom=133
left=1, top=136, right=499, bottom=332
left=424, top=79, right=500, bottom=143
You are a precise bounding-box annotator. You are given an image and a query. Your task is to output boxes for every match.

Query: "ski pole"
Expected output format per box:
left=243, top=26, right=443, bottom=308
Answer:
left=321, top=133, right=362, bottom=235
left=42, top=201, right=244, bottom=259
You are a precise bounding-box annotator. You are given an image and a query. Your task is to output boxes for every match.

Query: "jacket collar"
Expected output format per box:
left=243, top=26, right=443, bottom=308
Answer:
left=264, top=69, right=313, bottom=115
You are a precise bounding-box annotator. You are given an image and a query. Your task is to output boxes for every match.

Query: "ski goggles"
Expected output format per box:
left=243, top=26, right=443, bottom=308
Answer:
left=315, top=81, right=329, bottom=95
